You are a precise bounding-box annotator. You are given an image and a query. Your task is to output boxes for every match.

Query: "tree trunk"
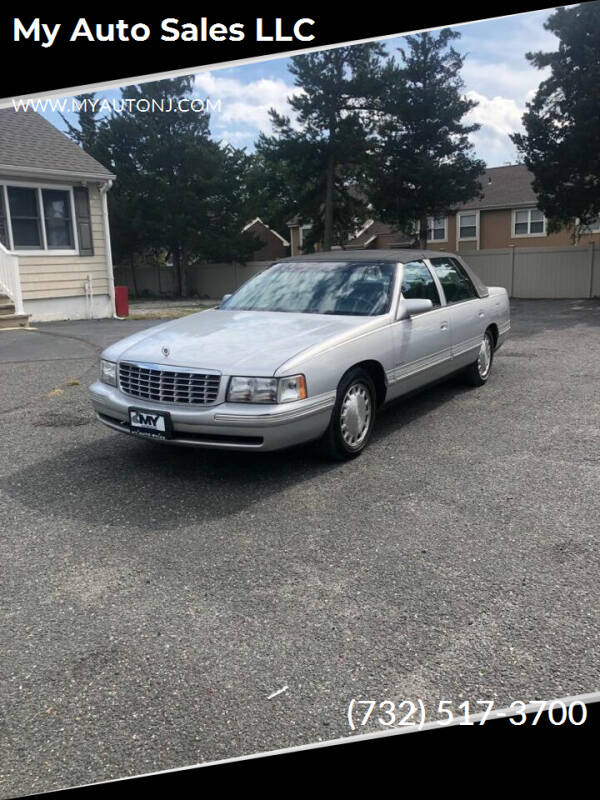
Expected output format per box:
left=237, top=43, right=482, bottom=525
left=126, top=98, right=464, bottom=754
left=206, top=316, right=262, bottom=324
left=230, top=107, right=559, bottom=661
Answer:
left=156, top=257, right=162, bottom=297
left=418, top=214, right=428, bottom=250
left=323, top=150, right=335, bottom=252
left=129, top=254, right=139, bottom=298
left=173, top=248, right=184, bottom=298
left=180, top=247, right=189, bottom=298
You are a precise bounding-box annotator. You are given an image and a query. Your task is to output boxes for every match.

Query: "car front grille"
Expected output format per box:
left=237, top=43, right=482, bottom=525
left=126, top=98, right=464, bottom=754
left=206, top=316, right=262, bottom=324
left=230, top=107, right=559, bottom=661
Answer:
left=119, top=362, right=221, bottom=405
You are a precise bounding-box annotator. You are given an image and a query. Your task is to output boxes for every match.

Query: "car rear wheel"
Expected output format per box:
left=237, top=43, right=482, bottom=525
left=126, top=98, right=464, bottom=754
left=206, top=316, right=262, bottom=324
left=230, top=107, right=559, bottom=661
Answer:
left=317, top=368, right=376, bottom=460
left=463, top=330, right=494, bottom=386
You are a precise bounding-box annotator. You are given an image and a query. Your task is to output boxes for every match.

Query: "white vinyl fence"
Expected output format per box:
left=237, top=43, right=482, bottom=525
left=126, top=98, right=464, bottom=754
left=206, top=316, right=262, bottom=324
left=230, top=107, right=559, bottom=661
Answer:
left=463, top=244, right=599, bottom=299
left=114, top=246, right=600, bottom=300
left=114, top=260, right=272, bottom=300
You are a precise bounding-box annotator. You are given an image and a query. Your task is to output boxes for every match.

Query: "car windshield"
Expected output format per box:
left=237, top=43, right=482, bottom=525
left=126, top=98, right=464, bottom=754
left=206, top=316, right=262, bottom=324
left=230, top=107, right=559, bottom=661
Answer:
left=220, top=261, right=396, bottom=316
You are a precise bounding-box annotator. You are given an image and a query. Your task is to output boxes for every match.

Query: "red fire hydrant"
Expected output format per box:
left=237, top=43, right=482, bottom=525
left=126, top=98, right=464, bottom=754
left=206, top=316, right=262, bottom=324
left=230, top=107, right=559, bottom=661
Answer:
left=114, top=286, right=129, bottom=317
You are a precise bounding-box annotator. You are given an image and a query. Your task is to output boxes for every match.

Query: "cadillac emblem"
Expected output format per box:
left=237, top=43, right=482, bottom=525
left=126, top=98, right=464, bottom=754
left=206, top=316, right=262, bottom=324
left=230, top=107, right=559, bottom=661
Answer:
left=161, top=346, right=170, bottom=358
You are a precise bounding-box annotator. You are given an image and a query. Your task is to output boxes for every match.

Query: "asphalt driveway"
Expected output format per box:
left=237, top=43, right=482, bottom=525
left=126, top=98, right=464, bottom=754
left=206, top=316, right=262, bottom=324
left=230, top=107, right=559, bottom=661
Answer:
left=1, top=300, right=599, bottom=796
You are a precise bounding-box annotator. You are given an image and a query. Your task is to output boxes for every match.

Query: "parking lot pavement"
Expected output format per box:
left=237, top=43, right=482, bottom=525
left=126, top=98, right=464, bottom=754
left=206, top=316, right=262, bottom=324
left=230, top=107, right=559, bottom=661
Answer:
left=1, top=300, right=599, bottom=795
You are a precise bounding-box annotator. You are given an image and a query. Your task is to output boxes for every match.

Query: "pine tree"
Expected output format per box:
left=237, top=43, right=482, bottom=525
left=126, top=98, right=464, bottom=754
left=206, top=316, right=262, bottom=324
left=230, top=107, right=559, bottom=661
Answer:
left=257, top=44, right=386, bottom=251
left=512, top=2, right=600, bottom=235
left=59, top=93, right=103, bottom=155
left=365, top=29, right=485, bottom=248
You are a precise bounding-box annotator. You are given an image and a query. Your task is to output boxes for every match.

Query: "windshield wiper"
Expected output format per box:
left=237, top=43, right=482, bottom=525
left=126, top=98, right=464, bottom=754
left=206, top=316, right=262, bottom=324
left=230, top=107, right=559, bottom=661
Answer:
left=319, top=310, right=370, bottom=316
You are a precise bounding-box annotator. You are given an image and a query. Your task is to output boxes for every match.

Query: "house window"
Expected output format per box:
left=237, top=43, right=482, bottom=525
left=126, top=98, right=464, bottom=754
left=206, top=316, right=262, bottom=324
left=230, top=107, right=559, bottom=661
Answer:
left=2, top=184, right=78, bottom=252
left=7, top=187, right=43, bottom=248
left=513, top=208, right=546, bottom=237
left=581, top=216, right=600, bottom=233
left=42, top=189, right=74, bottom=248
left=426, top=216, right=447, bottom=242
left=458, top=212, right=478, bottom=241
left=299, top=224, right=312, bottom=249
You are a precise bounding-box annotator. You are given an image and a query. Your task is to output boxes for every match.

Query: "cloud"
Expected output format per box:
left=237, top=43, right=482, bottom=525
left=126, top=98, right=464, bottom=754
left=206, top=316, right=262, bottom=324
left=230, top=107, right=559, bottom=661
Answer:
left=466, top=91, right=524, bottom=135
left=461, top=60, right=550, bottom=106
left=193, top=72, right=302, bottom=145
left=464, top=90, right=525, bottom=166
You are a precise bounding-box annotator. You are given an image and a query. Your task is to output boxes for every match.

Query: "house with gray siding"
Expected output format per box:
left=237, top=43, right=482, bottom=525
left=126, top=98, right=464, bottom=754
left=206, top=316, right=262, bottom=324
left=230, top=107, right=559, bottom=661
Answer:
left=0, top=108, right=116, bottom=324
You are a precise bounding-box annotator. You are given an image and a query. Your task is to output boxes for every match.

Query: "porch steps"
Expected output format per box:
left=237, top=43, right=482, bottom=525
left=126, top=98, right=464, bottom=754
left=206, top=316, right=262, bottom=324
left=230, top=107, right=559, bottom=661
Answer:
left=0, top=293, right=30, bottom=329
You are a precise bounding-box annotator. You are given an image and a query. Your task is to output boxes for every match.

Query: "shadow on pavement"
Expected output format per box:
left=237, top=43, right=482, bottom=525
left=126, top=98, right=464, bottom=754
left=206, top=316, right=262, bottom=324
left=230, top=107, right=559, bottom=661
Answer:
left=3, top=375, right=471, bottom=530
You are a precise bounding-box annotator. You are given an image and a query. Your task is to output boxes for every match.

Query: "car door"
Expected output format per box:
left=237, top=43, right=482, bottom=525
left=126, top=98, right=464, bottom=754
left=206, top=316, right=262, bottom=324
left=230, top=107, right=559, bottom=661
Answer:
left=388, top=259, right=453, bottom=399
left=427, top=256, right=484, bottom=369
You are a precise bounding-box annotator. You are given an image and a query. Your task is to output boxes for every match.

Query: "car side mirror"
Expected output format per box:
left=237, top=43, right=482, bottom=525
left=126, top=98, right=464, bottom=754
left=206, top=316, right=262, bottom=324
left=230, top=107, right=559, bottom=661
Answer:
left=220, top=293, right=232, bottom=306
left=397, top=298, right=434, bottom=319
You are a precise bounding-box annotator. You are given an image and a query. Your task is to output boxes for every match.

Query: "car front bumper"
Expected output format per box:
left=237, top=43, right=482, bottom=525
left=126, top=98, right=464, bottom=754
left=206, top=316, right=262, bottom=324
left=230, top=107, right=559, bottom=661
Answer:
left=89, top=381, right=336, bottom=451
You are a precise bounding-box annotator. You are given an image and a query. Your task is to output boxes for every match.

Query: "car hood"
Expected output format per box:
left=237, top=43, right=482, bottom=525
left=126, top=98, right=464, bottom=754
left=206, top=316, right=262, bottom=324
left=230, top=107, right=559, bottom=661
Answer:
left=103, top=308, right=379, bottom=375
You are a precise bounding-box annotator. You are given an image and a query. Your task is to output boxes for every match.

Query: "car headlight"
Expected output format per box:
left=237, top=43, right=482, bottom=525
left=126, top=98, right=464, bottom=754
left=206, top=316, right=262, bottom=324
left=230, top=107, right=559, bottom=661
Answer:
left=227, top=374, right=307, bottom=404
left=100, top=359, right=117, bottom=386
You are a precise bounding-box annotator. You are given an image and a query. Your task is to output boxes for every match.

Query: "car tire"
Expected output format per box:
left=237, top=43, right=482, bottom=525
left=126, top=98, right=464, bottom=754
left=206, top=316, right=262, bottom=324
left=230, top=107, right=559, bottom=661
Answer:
left=463, top=329, right=494, bottom=387
left=317, top=368, right=376, bottom=461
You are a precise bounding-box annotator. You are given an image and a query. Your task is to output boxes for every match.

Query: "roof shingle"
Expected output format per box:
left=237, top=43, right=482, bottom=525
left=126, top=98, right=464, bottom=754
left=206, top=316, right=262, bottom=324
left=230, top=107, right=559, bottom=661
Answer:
left=0, top=109, right=114, bottom=179
left=459, top=164, right=536, bottom=210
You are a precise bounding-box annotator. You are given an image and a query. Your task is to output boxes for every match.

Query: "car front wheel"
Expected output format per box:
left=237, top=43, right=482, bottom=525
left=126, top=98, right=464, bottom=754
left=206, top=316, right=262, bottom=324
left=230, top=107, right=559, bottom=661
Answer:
left=317, top=368, right=376, bottom=460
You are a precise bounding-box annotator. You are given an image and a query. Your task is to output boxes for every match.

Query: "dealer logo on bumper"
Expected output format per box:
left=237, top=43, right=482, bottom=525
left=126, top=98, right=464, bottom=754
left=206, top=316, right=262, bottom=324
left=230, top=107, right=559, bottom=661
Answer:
left=130, top=411, right=166, bottom=431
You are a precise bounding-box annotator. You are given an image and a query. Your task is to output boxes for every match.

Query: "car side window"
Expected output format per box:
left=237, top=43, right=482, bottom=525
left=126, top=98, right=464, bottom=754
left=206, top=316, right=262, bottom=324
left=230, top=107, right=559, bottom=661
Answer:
left=430, top=257, right=478, bottom=304
left=401, top=260, right=441, bottom=308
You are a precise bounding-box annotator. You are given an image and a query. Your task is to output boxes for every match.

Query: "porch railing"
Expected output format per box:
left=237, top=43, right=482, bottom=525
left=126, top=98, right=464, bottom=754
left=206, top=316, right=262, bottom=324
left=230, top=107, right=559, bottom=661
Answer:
left=0, top=242, right=24, bottom=315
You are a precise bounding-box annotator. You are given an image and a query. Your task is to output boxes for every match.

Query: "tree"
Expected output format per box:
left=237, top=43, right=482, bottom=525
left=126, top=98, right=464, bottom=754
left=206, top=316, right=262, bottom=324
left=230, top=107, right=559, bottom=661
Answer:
left=257, top=44, right=386, bottom=251
left=365, top=29, right=485, bottom=248
left=63, top=79, right=260, bottom=296
left=243, top=149, right=300, bottom=240
left=59, top=93, right=104, bottom=155
left=511, top=2, right=600, bottom=236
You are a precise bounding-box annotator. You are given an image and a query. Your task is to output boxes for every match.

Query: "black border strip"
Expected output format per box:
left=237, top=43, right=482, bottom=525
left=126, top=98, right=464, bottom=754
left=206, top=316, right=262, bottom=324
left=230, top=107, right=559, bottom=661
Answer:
left=0, top=4, right=562, bottom=104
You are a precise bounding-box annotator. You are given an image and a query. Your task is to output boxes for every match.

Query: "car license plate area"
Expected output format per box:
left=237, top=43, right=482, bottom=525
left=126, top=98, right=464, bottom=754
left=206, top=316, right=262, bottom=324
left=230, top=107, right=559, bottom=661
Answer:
left=128, top=408, right=172, bottom=440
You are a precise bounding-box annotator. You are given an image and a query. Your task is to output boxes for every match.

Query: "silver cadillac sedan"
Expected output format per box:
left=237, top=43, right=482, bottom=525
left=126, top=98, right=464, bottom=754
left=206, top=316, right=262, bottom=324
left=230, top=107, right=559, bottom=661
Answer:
left=90, top=250, right=510, bottom=460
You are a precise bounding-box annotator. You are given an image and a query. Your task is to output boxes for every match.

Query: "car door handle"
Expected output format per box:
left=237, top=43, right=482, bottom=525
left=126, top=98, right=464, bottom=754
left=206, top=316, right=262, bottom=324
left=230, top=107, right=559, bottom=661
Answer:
left=440, top=321, right=449, bottom=330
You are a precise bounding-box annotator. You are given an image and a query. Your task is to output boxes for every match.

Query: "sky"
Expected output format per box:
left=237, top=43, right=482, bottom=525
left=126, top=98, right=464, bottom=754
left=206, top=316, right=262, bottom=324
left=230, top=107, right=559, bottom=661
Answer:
left=40, top=8, right=559, bottom=168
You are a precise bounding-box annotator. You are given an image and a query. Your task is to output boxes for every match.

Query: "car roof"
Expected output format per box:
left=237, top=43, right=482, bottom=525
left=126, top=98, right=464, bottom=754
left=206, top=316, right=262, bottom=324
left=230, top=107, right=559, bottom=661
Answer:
left=275, top=248, right=490, bottom=299
left=277, top=249, right=457, bottom=264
